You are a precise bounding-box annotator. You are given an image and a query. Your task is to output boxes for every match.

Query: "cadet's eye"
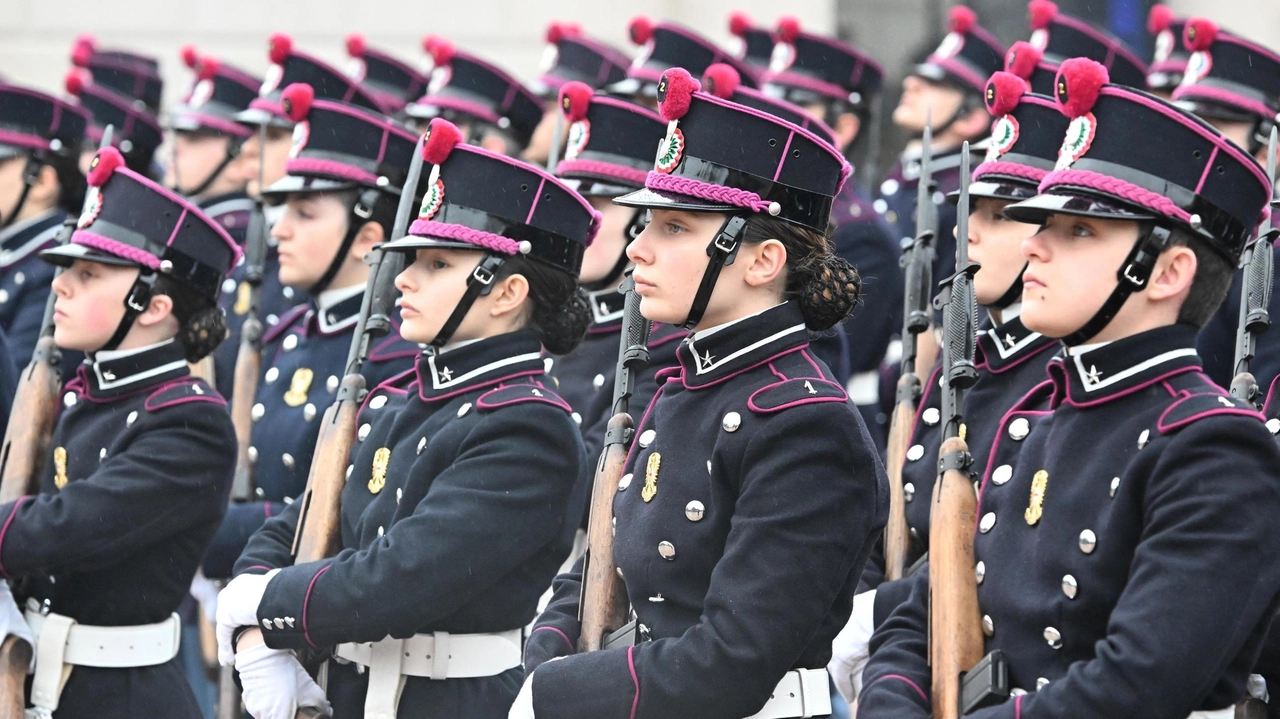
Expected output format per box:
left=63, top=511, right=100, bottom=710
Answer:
left=1071, top=222, right=1093, bottom=238
left=665, top=222, right=688, bottom=235
left=431, top=259, right=449, bottom=270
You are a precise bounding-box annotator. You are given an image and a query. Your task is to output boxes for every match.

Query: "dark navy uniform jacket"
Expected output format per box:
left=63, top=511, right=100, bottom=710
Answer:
left=200, top=289, right=418, bottom=579
left=0, top=210, right=64, bottom=366
left=859, top=314, right=1058, bottom=617
left=833, top=184, right=904, bottom=377
left=524, top=301, right=888, bottom=719
left=859, top=324, right=1280, bottom=718
left=0, top=340, right=235, bottom=719
left=234, top=329, right=588, bottom=718
left=876, top=146, right=968, bottom=293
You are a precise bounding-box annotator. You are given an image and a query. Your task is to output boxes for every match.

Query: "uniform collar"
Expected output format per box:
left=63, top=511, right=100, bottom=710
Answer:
left=585, top=285, right=626, bottom=334
left=308, top=284, right=365, bottom=336
left=416, top=328, right=546, bottom=402
left=84, top=339, right=190, bottom=398
left=1048, top=323, right=1201, bottom=407
left=0, top=209, right=63, bottom=268
left=678, top=301, right=809, bottom=389
left=976, top=312, right=1056, bottom=374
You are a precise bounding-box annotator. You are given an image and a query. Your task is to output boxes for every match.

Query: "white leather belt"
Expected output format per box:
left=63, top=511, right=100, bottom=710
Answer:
left=23, top=601, right=181, bottom=718
left=747, top=668, right=832, bottom=719
left=1188, top=710, right=1236, bottom=719
left=334, top=629, right=523, bottom=719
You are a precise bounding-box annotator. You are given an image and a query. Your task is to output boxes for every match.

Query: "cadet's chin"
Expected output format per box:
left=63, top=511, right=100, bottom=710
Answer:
left=636, top=295, right=681, bottom=327
left=1018, top=298, right=1065, bottom=340
left=52, top=325, right=94, bottom=354
left=396, top=315, right=435, bottom=347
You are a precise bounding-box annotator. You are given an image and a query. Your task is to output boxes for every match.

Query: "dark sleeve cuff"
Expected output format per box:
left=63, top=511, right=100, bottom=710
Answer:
left=256, top=561, right=333, bottom=651
left=532, top=646, right=637, bottom=719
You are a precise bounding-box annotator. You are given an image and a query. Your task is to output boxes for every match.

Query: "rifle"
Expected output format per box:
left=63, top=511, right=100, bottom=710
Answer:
left=0, top=127, right=114, bottom=719
left=578, top=269, right=651, bottom=651
left=216, top=122, right=273, bottom=719
left=285, top=137, right=422, bottom=719
left=1229, top=127, right=1278, bottom=409
left=928, top=144, right=984, bottom=719
left=882, top=121, right=940, bottom=582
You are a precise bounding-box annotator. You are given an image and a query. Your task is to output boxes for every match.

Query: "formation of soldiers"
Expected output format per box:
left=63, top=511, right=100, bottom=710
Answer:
left=0, top=2, right=1277, bottom=718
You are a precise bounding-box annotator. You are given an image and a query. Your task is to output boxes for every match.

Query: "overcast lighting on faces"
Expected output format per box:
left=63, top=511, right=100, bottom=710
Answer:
left=394, top=247, right=481, bottom=346
left=51, top=260, right=137, bottom=352
left=272, top=193, right=350, bottom=289
left=967, top=197, right=1039, bottom=307
left=626, top=209, right=728, bottom=327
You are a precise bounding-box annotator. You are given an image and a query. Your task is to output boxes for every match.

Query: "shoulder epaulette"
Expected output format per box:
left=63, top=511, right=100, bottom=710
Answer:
left=476, top=382, right=571, bottom=413
left=748, top=377, right=848, bottom=414
left=144, top=378, right=226, bottom=412
left=1157, top=392, right=1262, bottom=434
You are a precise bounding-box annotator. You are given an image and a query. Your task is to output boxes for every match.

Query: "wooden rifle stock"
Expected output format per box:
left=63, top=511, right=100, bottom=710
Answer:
left=290, top=379, right=362, bottom=563
left=883, top=376, right=919, bottom=582
left=578, top=412, right=635, bottom=652
left=928, top=436, right=982, bottom=719
left=0, top=636, right=29, bottom=719
left=229, top=316, right=264, bottom=502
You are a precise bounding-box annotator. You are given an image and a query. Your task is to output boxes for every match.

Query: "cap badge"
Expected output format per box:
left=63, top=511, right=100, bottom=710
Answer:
left=284, top=368, right=314, bottom=407
left=934, top=32, right=965, bottom=60
left=189, top=79, right=214, bottom=108
left=288, top=120, right=309, bottom=160
left=54, top=447, right=69, bottom=490
left=1055, top=112, right=1096, bottom=171
left=768, top=42, right=796, bottom=73
left=260, top=63, right=284, bottom=97
left=1153, top=29, right=1175, bottom=64
left=985, top=115, right=1020, bottom=163
left=418, top=178, right=445, bottom=221
left=655, top=123, right=685, bottom=174
left=1180, top=51, right=1212, bottom=88
left=539, top=43, right=560, bottom=74
left=641, top=451, right=660, bottom=502
left=369, top=447, right=390, bottom=494
left=78, top=188, right=103, bottom=230
left=428, top=65, right=452, bottom=95
left=1030, top=28, right=1050, bottom=51
left=564, top=119, right=590, bottom=160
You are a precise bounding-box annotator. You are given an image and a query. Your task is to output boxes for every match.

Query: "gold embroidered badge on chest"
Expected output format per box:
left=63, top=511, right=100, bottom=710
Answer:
left=54, top=447, right=68, bottom=489
left=1025, top=470, right=1048, bottom=526
left=284, top=368, right=314, bottom=407
left=642, top=452, right=661, bottom=503
left=369, top=447, right=390, bottom=495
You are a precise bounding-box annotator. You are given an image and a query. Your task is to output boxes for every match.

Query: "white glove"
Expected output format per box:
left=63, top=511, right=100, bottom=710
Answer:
left=0, top=583, right=33, bottom=670
left=236, top=644, right=330, bottom=719
left=216, top=569, right=279, bottom=666
left=829, top=589, right=877, bottom=703
left=508, top=672, right=535, bottom=719
left=189, top=571, right=220, bottom=625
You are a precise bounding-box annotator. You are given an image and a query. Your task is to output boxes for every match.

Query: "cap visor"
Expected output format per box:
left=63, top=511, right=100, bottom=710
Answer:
left=1004, top=191, right=1159, bottom=225
left=39, top=243, right=140, bottom=268
left=946, top=179, right=1040, bottom=205
left=380, top=236, right=486, bottom=253
left=262, top=174, right=359, bottom=197
left=0, top=145, right=23, bottom=161
left=613, top=186, right=737, bottom=213
left=232, top=107, right=293, bottom=129
left=560, top=177, right=641, bottom=198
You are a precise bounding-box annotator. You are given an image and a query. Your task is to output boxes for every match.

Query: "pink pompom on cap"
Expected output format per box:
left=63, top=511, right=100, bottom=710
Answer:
left=180, top=45, right=200, bottom=69
left=985, top=71, right=1029, bottom=117
left=1183, top=18, right=1218, bottom=53
left=346, top=33, right=367, bottom=59
left=1028, top=0, right=1059, bottom=31
left=1148, top=4, right=1174, bottom=34
left=777, top=17, right=801, bottom=43
left=701, top=63, right=741, bottom=100
left=1054, top=57, right=1109, bottom=118
left=422, top=117, right=464, bottom=166
left=558, top=81, right=593, bottom=122
left=656, top=67, right=700, bottom=123
left=1004, top=41, right=1043, bottom=81
left=280, top=83, right=314, bottom=123
left=64, top=69, right=89, bottom=97
left=629, top=17, right=655, bottom=45
left=424, top=35, right=455, bottom=67
left=86, top=146, right=126, bottom=187
left=949, top=6, right=977, bottom=34
left=728, top=12, right=753, bottom=38
left=268, top=33, right=293, bottom=64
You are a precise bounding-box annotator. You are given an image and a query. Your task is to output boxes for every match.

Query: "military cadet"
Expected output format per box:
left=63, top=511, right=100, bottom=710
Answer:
left=1146, top=4, right=1190, bottom=98
left=405, top=37, right=544, bottom=157
left=1171, top=20, right=1280, bottom=393
left=343, top=33, right=430, bottom=116
left=69, top=35, right=164, bottom=116
left=1014, top=0, right=1149, bottom=95
left=756, top=17, right=904, bottom=442
left=0, top=85, right=89, bottom=368
left=63, top=69, right=165, bottom=180
left=828, top=70, right=1066, bottom=703
left=215, top=116, right=596, bottom=719
left=516, top=67, right=887, bottom=719
left=522, top=22, right=630, bottom=167
left=0, top=145, right=238, bottom=718
left=727, top=11, right=779, bottom=78
left=200, top=83, right=421, bottom=581
left=167, top=47, right=261, bottom=246
left=878, top=6, right=1003, bottom=285
left=547, top=82, right=669, bottom=465
left=608, top=17, right=758, bottom=104
left=858, top=58, right=1280, bottom=718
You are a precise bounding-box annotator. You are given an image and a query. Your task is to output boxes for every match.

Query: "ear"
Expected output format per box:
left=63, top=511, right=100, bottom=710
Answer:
left=833, top=112, right=860, bottom=151
left=1146, top=244, right=1197, bottom=304
left=741, top=238, right=788, bottom=289
left=29, top=164, right=62, bottom=205
left=487, top=271, right=530, bottom=319
left=350, top=219, right=385, bottom=262
left=136, top=291, right=176, bottom=328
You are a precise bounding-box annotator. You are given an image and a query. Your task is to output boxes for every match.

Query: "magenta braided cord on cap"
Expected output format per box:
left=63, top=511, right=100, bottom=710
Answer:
left=407, top=220, right=523, bottom=255
left=1038, top=168, right=1192, bottom=223
left=973, top=161, right=1047, bottom=184
left=645, top=171, right=775, bottom=214
left=556, top=160, right=648, bottom=187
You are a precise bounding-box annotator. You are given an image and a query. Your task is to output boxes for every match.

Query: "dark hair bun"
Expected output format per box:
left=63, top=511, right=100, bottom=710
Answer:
left=179, top=306, right=229, bottom=362
left=795, top=255, right=862, bottom=331
left=536, top=286, right=591, bottom=355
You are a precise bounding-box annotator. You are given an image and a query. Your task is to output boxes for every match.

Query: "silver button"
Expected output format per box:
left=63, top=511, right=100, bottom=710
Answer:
left=283, top=334, right=298, bottom=351
left=251, top=403, right=265, bottom=421
left=326, top=375, right=339, bottom=393
left=685, top=500, right=705, bottom=522
left=284, top=617, right=295, bottom=628
left=975, top=561, right=985, bottom=585
left=1036, top=678, right=1050, bottom=690
left=1078, top=529, right=1097, bottom=554
left=543, top=357, right=554, bottom=373
left=1011, top=688, right=1028, bottom=697
left=262, top=618, right=272, bottom=630
left=282, top=453, right=295, bottom=469
left=1061, top=574, right=1078, bottom=599
left=99, top=448, right=106, bottom=461
left=303, top=403, right=316, bottom=422
left=283, top=287, right=295, bottom=299
left=274, top=618, right=284, bottom=630
left=616, top=567, right=624, bottom=579
left=248, top=446, right=258, bottom=464
left=657, top=541, right=676, bottom=560
left=1008, top=417, right=1030, bottom=440
left=345, top=465, right=353, bottom=479
left=982, top=614, right=994, bottom=636
left=906, top=444, right=924, bottom=462
left=706, top=460, right=712, bottom=474
left=1137, top=429, right=1150, bottom=449
left=396, top=488, right=403, bottom=503
left=922, top=407, right=940, bottom=426
left=721, top=412, right=741, bottom=432
left=648, top=594, right=664, bottom=603
left=638, top=429, right=655, bottom=447
left=992, top=464, right=1013, bottom=485
left=1109, top=476, right=1120, bottom=498
left=358, top=424, right=371, bottom=441
left=63, top=392, right=76, bottom=408
left=0, top=290, right=9, bottom=304
left=126, top=411, right=138, bottom=426
left=904, top=482, right=915, bottom=502
left=457, top=403, right=471, bottom=418
left=1267, top=418, right=1280, bottom=435
left=417, top=437, right=426, bottom=455
left=571, top=412, right=582, bottom=425
left=377, top=526, right=384, bottom=537
left=979, top=512, right=996, bottom=533
left=369, top=395, right=387, bottom=410
left=265, top=367, right=280, bottom=384
left=593, top=374, right=605, bottom=389
left=222, top=278, right=237, bottom=294
left=618, top=473, right=632, bottom=491
left=1044, top=626, right=1062, bottom=649
left=14, top=272, right=24, bottom=286
left=880, top=178, right=900, bottom=196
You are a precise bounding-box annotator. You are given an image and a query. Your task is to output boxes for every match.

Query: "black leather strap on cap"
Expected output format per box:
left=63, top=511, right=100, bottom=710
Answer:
left=681, top=214, right=747, bottom=330
left=1062, top=225, right=1173, bottom=346
left=176, top=139, right=241, bottom=200
left=431, top=253, right=507, bottom=348
left=100, top=271, right=158, bottom=352
left=990, top=263, right=1026, bottom=310
left=1, top=155, right=42, bottom=229
left=309, top=187, right=384, bottom=296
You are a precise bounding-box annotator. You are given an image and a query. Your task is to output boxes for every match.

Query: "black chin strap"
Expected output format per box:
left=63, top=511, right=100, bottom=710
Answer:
left=2, top=155, right=43, bottom=229
left=310, top=188, right=383, bottom=296
left=100, top=271, right=159, bottom=352
left=1061, top=225, right=1173, bottom=346
left=681, top=215, right=747, bottom=330
left=990, top=263, right=1027, bottom=310
left=177, top=139, right=243, bottom=200
left=926, top=93, right=982, bottom=141
left=585, top=208, right=649, bottom=292
left=431, top=253, right=508, bottom=348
